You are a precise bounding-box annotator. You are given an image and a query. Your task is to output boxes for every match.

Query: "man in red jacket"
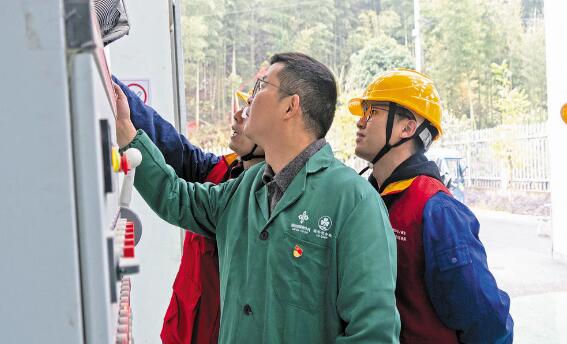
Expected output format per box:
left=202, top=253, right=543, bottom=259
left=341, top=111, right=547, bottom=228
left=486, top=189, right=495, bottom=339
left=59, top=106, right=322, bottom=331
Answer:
left=161, top=93, right=264, bottom=344
left=114, top=81, right=264, bottom=343
left=348, top=69, right=513, bottom=343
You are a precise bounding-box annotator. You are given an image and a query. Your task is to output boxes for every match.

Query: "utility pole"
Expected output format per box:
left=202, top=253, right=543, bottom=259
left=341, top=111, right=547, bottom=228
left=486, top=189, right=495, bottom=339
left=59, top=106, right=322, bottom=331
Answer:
left=413, top=0, right=422, bottom=72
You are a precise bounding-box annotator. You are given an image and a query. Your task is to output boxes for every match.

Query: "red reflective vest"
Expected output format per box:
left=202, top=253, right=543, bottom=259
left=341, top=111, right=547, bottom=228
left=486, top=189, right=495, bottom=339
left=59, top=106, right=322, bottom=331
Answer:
left=161, top=154, right=238, bottom=344
left=383, top=175, right=459, bottom=344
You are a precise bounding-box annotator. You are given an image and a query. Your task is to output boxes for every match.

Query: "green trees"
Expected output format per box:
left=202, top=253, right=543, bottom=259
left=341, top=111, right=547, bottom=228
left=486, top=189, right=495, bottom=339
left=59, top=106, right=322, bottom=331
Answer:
left=422, top=0, right=546, bottom=129
left=344, top=10, right=414, bottom=91
left=181, top=0, right=546, bottom=137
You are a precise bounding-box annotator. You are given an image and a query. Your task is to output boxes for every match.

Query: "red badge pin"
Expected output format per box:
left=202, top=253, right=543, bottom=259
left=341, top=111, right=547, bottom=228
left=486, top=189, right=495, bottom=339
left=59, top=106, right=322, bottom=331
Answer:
left=293, top=245, right=303, bottom=258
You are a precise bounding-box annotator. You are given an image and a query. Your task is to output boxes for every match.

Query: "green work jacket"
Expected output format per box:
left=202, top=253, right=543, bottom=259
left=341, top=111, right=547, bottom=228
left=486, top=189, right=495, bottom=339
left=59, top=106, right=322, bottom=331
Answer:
left=128, top=131, right=400, bottom=343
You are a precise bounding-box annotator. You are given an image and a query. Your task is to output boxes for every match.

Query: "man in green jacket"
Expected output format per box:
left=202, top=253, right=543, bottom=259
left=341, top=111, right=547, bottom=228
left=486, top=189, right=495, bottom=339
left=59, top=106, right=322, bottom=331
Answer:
left=115, top=52, right=400, bottom=343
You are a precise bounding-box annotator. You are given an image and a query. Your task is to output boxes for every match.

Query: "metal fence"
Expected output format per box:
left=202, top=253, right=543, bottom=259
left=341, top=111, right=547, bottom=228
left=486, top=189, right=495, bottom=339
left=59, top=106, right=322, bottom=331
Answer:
left=440, top=122, right=550, bottom=192
left=198, top=123, right=550, bottom=192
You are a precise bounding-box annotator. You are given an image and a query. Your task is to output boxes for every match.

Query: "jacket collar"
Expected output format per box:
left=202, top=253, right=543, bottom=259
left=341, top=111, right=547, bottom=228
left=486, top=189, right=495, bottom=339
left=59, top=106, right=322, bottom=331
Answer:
left=254, top=143, right=334, bottom=226
left=374, top=153, right=442, bottom=194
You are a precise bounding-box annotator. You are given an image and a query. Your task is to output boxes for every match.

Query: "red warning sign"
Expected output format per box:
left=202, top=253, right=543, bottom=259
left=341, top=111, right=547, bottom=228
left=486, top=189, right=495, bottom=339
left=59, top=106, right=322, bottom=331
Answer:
left=123, top=79, right=150, bottom=105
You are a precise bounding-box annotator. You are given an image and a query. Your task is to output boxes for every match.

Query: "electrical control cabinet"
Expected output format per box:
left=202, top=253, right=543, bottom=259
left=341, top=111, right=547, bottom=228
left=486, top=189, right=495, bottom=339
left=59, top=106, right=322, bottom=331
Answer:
left=0, top=1, right=142, bottom=343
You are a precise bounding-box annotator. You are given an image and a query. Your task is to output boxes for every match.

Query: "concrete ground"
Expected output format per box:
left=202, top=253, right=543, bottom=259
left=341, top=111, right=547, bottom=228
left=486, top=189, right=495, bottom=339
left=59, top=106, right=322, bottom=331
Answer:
left=475, top=209, right=567, bottom=344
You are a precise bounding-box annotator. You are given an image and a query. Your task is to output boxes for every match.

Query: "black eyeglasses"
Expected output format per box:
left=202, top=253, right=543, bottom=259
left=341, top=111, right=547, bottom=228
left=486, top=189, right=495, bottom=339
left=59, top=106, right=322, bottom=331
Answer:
left=241, top=78, right=295, bottom=119
left=251, top=78, right=294, bottom=98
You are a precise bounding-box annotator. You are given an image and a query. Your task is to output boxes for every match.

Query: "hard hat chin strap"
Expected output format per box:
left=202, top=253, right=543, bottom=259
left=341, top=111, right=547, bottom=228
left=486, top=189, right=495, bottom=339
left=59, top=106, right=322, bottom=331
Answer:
left=240, top=144, right=264, bottom=161
left=358, top=103, right=431, bottom=175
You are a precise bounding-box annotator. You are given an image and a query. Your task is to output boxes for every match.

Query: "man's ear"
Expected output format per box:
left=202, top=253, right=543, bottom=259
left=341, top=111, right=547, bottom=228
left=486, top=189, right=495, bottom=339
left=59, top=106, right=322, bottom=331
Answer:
left=399, top=118, right=418, bottom=139
left=283, top=94, right=301, bottom=120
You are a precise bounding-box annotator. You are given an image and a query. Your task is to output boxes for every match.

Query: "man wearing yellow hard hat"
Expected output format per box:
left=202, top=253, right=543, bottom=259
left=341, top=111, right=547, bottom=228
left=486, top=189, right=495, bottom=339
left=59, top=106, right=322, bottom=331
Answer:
left=113, top=78, right=264, bottom=344
left=349, top=69, right=513, bottom=343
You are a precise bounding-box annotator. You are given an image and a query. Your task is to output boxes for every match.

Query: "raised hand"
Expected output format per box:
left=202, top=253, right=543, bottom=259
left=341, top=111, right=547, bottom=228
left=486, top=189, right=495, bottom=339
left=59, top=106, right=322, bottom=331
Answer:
left=113, top=82, right=138, bottom=148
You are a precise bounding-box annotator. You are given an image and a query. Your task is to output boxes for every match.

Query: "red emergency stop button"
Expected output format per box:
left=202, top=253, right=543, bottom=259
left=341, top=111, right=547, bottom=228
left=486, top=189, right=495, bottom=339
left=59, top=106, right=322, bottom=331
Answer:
left=121, top=155, right=130, bottom=174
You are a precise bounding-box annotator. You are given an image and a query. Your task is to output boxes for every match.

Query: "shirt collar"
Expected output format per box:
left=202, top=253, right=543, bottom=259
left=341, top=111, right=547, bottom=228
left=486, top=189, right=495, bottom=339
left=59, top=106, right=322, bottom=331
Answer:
left=262, top=138, right=327, bottom=192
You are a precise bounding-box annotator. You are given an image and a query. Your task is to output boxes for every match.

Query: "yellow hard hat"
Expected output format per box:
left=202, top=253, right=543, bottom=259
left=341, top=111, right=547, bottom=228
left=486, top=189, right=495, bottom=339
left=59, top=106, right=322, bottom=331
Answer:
left=561, top=103, right=567, bottom=125
left=348, top=68, right=443, bottom=139
left=236, top=90, right=250, bottom=105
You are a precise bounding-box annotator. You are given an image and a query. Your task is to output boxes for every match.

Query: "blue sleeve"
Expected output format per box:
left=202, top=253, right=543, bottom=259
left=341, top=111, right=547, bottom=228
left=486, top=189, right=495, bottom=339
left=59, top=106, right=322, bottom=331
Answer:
left=112, top=76, right=220, bottom=182
left=422, top=193, right=513, bottom=344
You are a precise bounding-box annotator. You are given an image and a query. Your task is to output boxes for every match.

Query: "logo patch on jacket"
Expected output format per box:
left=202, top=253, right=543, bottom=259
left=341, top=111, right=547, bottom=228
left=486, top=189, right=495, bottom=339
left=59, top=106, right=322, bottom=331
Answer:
left=291, top=212, right=334, bottom=240
left=318, top=216, right=332, bottom=231
left=298, top=210, right=309, bottom=224
left=292, top=210, right=312, bottom=234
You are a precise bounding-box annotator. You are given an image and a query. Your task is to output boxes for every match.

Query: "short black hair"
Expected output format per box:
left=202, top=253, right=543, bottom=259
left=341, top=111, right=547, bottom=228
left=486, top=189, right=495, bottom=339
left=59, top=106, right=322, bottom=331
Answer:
left=269, top=52, right=337, bottom=138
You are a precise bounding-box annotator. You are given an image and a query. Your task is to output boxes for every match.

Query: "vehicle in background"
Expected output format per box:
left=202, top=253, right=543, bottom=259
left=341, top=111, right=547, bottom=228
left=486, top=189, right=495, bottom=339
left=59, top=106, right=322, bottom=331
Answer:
left=426, top=148, right=467, bottom=203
